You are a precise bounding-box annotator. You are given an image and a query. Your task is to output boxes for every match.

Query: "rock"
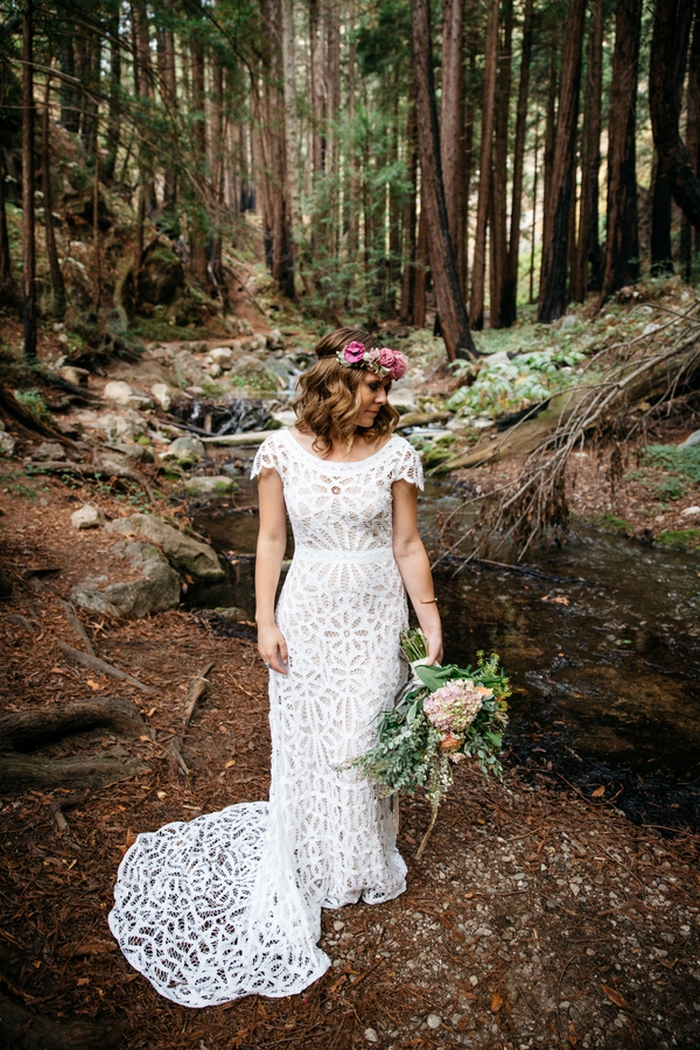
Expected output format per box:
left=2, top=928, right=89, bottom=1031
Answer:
left=104, top=381, right=136, bottom=406
left=70, top=504, right=106, bottom=530
left=173, top=349, right=208, bottom=386
left=207, top=363, right=222, bottom=379
left=56, top=365, right=89, bottom=386
left=94, top=411, right=145, bottom=442
left=71, top=541, right=181, bottom=618
left=680, top=505, right=700, bottom=517
left=161, top=435, right=206, bottom=468
left=267, top=328, right=285, bottom=350
left=105, top=512, right=224, bottom=580
left=0, top=431, right=17, bottom=457
left=271, top=410, right=297, bottom=428
left=426, top=1014, right=442, bottom=1029
left=150, top=383, right=172, bottom=412
left=679, top=429, right=700, bottom=448
left=32, top=441, right=66, bottom=462
left=183, top=476, right=237, bottom=497
left=110, top=442, right=154, bottom=464
left=363, top=1029, right=379, bottom=1043
left=209, top=347, right=234, bottom=370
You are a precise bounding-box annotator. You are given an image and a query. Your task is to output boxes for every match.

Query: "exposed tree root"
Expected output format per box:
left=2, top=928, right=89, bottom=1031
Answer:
left=58, top=643, right=156, bottom=693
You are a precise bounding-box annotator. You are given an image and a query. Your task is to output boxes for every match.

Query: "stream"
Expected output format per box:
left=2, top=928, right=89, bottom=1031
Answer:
left=188, top=459, right=700, bottom=833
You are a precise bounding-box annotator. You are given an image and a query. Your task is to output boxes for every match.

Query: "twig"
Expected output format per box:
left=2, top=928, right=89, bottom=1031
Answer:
left=166, top=662, right=215, bottom=777
left=58, top=642, right=155, bottom=693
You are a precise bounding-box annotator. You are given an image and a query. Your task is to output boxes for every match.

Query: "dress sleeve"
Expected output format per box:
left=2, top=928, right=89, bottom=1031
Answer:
left=391, top=438, right=424, bottom=491
left=250, top=434, right=282, bottom=480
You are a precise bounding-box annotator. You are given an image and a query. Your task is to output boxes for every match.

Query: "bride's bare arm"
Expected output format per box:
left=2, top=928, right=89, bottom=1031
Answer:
left=255, top=466, right=289, bottom=674
left=391, top=479, right=443, bottom=665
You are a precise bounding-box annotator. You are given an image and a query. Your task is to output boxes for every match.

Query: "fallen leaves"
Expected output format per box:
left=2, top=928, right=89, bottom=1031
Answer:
left=602, top=984, right=627, bottom=1009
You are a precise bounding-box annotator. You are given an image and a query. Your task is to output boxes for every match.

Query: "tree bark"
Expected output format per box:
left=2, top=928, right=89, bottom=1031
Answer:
left=649, top=0, right=700, bottom=229
left=489, top=0, right=513, bottom=329
left=42, top=73, right=66, bottom=320
left=0, top=156, right=15, bottom=303
left=469, top=0, right=498, bottom=330
left=411, top=0, right=477, bottom=359
left=103, top=7, right=121, bottom=183
left=440, top=0, right=466, bottom=293
left=189, top=8, right=211, bottom=288
left=571, top=0, right=604, bottom=300
left=0, top=697, right=146, bottom=751
left=651, top=152, right=674, bottom=275
left=156, top=26, right=178, bottom=210
left=22, top=0, right=36, bottom=361
left=281, top=0, right=299, bottom=285
left=598, top=0, right=642, bottom=303
left=537, top=0, right=586, bottom=323
left=400, top=84, right=419, bottom=323
left=681, top=0, right=700, bottom=275
left=309, top=0, right=325, bottom=178
left=502, top=0, right=533, bottom=325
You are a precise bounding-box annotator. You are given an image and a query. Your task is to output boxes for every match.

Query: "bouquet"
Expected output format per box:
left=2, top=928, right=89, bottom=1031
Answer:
left=352, top=630, right=510, bottom=856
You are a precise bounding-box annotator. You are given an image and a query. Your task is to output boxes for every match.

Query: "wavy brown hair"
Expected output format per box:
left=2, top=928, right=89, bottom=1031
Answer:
left=291, top=327, right=400, bottom=456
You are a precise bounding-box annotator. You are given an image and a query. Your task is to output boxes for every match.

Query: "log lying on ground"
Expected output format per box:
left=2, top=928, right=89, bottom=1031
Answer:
left=396, top=410, right=453, bottom=429
left=0, top=990, right=125, bottom=1050
left=30, top=460, right=156, bottom=504
left=435, top=334, right=700, bottom=473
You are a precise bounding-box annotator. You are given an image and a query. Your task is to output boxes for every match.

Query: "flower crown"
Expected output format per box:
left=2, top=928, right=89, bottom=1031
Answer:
left=335, top=341, right=408, bottom=381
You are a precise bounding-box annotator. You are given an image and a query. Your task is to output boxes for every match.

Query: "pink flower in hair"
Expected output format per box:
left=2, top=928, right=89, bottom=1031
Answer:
left=342, top=341, right=366, bottom=364
left=378, top=347, right=408, bottom=380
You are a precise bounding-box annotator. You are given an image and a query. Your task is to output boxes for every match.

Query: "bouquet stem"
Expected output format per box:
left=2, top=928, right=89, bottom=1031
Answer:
left=416, top=802, right=440, bottom=859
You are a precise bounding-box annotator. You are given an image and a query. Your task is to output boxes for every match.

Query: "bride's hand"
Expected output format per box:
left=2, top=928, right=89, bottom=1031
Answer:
left=423, top=628, right=444, bottom=666
left=257, top=624, right=289, bottom=675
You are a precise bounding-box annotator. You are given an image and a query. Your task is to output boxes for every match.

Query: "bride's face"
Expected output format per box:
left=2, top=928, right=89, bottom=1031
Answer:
left=354, top=372, right=390, bottom=428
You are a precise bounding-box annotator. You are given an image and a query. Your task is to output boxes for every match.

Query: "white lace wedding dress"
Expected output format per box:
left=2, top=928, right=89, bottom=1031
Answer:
left=108, top=429, right=424, bottom=1007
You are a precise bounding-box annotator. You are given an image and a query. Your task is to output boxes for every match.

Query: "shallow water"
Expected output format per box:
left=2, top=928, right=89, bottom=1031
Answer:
left=190, top=466, right=700, bottom=830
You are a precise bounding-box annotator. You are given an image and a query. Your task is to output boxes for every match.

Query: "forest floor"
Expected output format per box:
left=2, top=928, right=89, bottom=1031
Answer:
left=1, top=314, right=700, bottom=1050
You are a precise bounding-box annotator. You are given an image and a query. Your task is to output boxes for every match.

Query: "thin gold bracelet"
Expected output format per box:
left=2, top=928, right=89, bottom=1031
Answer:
left=419, top=598, right=438, bottom=604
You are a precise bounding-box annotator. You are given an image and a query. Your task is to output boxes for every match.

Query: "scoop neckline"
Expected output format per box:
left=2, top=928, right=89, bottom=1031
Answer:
left=282, top=428, right=400, bottom=467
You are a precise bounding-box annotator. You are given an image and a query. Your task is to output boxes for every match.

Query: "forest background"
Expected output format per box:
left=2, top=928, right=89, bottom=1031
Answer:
left=0, top=0, right=699, bottom=365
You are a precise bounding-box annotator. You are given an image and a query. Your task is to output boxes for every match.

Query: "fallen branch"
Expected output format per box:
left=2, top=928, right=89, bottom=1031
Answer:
left=166, top=661, right=215, bottom=777
left=58, top=642, right=156, bottom=693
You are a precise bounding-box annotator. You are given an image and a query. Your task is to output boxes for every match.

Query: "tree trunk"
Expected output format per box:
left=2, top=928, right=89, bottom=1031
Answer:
left=309, top=0, right=325, bottom=178
left=42, top=73, right=66, bottom=320
left=537, top=0, right=586, bottom=323
left=103, top=7, right=121, bottom=183
left=411, top=0, right=477, bottom=359
left=0, top=155, right=16, bottom=303
left=80, top=28, right=100, bottom=164
left=650, top=152, right=674, bottom=275
left=157, top=26, right=178, bottom=210
left=281, top=0, right=299, bottom=288
left=598, top=0, right=642, bottom=303
left=400, top=85, right=419, bottom=323
left=649, top=0, right=700, bottom=229
left=132, top=2, right=157, bottom=214
left=440, top=0, right=466, bottom=293
left=463, top=24, right=477, bottom=298
left=489, top=0, right=513, bottom=329
left=189, top=7, right=211, bottom=289
left=59, top=40, right=80, bottom=133
left=22, top=0, right=36, bottom=361
left=414, top=202, right=428, bottom=328
left=681, top=0, right=700, bottom=276
left=469, top=0, right=498, bottom=331
left=502, top=0, right=533, bottom=325
left=529, top=111, right=539, bottom=303
left=571, top=0, right=604, bottom=300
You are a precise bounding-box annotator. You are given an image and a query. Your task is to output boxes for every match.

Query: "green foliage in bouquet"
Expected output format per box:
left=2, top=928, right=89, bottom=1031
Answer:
left=352, top=631, right=510, bottom=800
left=351, top=630, right=510, bottom=855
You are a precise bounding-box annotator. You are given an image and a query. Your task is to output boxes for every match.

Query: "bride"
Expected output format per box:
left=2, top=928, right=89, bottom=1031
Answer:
left=108, top=328, right=442, bottom=1006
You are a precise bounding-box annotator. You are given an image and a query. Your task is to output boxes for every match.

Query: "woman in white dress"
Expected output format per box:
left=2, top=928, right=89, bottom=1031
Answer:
left=108, top=328, right=442, bottom=1007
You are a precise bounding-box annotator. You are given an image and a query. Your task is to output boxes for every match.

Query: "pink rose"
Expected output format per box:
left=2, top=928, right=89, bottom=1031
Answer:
left=343, top=341, right=366, bottom=364
left=380, top=348, right=408, bottom=380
